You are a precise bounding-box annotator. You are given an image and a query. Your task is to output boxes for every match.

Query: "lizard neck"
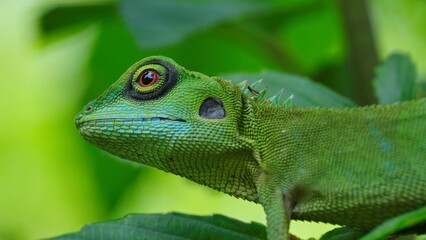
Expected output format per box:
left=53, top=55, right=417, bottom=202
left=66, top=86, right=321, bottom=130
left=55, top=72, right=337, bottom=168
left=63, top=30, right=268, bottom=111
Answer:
left=247, top=101, right=297, bottom=187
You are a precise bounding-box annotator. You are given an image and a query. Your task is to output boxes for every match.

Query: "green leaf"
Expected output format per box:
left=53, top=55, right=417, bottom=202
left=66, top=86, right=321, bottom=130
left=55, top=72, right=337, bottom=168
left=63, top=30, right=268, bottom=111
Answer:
left=359, top=206, right=426, bottom=240
left=40, top=3, right=117, bottom=35
left=373, top=53, right=417, bottom=104
left=48, top=213, right=267, bottom=240
left=319, top=227, right=364, bottom=240
left=224, top=71, right=356, bottom=107
left=119, top=0, right=266, bottom=48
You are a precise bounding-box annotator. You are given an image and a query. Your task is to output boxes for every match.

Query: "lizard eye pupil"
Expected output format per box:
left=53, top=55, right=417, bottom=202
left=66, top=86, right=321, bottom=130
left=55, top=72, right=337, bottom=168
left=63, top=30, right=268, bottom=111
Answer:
left=138, top=69, right=159, bottom=87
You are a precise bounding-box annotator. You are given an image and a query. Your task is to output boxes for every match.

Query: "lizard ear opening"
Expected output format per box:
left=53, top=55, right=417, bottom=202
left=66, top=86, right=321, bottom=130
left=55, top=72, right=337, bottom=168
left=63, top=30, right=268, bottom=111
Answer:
left=199, top=98, right=226, bottom=119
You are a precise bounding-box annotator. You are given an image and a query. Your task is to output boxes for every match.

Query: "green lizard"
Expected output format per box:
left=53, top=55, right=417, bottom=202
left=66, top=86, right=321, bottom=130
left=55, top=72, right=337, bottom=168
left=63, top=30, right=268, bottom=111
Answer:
left=75, top=56, right=426, bottom=240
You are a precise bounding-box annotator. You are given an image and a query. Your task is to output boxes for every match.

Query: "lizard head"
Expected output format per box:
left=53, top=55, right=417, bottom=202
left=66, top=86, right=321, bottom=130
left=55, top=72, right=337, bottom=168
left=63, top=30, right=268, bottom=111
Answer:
left=75, top=56, right=260, bottom=202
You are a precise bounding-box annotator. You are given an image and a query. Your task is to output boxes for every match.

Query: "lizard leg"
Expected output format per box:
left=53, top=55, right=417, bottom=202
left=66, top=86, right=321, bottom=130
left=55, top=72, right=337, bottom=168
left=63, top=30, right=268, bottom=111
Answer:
left=257, top=173, right=292, bottom=240
left=359, top=205, right=426, bottom=240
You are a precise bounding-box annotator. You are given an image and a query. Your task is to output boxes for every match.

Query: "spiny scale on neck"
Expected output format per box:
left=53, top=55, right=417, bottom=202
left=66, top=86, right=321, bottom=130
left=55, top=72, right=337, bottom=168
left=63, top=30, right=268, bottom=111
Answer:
left=234, top=79, right=294, bottom=107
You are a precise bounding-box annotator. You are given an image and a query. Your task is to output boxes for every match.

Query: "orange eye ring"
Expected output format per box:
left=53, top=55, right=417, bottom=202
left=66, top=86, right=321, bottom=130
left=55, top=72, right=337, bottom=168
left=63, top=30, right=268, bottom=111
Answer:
left=137, top=69, right=160, bottom=87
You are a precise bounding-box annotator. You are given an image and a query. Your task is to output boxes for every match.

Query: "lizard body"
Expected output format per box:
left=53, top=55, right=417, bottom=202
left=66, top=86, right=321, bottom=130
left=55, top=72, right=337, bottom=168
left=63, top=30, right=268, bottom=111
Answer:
left=75, top=56, right=426, bottom=239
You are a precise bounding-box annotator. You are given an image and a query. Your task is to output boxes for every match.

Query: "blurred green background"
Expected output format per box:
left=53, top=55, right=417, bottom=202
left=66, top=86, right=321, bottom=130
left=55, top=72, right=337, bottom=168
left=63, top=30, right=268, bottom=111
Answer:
left=0, top=0, right=425, bottom=239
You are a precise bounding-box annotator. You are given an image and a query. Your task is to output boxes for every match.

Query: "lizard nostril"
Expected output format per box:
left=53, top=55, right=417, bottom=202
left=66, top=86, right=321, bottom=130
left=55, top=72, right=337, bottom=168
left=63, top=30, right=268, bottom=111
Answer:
left=85, top=105, right=93, bottom=113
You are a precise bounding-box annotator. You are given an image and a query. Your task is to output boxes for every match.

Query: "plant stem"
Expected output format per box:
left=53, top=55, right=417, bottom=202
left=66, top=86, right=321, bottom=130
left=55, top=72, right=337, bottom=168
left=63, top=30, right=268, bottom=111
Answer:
left=338, top=0, right=378, bottom=105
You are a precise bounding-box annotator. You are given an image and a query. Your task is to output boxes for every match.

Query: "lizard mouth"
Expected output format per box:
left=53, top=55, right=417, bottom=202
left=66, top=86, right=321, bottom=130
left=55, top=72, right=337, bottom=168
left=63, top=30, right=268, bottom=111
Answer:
left=75, top=116, right=186, bottom=129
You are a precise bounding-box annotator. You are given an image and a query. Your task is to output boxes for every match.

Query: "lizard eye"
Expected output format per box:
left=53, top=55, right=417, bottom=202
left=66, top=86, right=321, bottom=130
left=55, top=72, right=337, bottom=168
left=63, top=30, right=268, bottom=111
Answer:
left=137, top=69, right=160, bottom=87
left=131, top=64, right=167, bottom=95
left=127, top=59, right=178, bottom=101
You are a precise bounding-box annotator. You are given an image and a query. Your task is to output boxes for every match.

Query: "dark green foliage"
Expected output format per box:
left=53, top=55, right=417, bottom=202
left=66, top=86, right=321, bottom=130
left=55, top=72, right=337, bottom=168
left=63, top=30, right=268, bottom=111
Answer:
left=40, top=3, right=117, bottom=36
left=359, top=206, right=426, bottom=240
left=120, top=0, right=264, bottom=48
left=49, top=213, right=266, bottom=240
left=319, top=227, right=364, bottom=240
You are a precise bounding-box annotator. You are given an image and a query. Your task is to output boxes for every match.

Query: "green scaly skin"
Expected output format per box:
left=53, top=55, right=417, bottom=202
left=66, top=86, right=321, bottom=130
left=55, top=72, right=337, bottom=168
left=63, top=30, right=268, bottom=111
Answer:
left=75, top=56, right=426, bottom=240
